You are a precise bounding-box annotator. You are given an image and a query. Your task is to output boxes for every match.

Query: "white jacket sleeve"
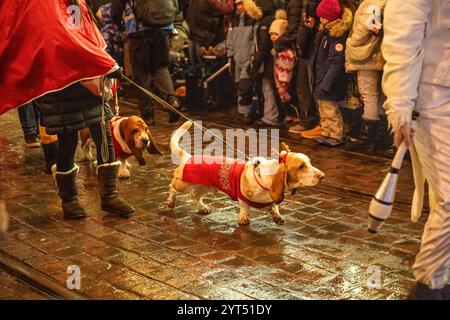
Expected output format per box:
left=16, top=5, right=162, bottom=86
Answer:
left=381, top=0, right=431, bottom=131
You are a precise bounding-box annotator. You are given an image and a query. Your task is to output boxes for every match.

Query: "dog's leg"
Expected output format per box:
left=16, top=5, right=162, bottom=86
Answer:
left=269, top=204, right=285, bottom=225
left=167, top=184, right=178, bottom=208
left=238, top=200, right=251, bottom=225
left=80, top=138, right=94, bottom=162
left=192, top=186, right=211, bottom=215
left=118, top=159, right=131, bottom=179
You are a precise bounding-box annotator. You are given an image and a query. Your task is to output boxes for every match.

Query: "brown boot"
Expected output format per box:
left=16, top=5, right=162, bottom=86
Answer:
left=54, top=165, right=87, bottom=220
left=97, top=162, right=135, bottom=216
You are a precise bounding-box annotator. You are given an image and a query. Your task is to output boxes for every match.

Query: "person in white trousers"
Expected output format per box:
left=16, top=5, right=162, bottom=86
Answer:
left=382, top=0, right=450, bottom=299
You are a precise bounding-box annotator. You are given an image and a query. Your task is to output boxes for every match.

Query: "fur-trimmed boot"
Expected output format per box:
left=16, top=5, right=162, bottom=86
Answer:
left=53, top=165, right=87, bottom=220
left=97, top=161, right=135, bottom=216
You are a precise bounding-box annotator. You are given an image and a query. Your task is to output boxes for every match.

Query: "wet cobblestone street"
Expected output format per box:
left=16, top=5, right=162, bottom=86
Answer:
left=0, top=105, right=427, bottom=300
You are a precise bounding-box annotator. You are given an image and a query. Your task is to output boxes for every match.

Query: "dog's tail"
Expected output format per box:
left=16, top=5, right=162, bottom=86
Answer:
left=170, top=120, right=193, bottom=159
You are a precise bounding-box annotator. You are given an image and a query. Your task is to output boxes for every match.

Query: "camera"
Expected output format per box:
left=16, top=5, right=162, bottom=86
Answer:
left=306, top=0, right=321, bottom=18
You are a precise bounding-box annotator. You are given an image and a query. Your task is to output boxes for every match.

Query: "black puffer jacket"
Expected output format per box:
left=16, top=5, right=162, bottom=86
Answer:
left=273, top=0, right=303, bottom=52
left=37, top=83, right=111, bottom=135
left=297, top=3, right=320, bottom=60
left=255, top=0, right=279, bottom=17
left=186, top=0, right=224, bottom=47
left=251, top=14, right=275, bottom=80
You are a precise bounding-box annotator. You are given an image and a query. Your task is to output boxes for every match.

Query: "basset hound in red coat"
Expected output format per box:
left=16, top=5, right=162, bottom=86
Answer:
left=167, top=121, right=325, bottom=225
left=79, top=116, right=161, bottom=178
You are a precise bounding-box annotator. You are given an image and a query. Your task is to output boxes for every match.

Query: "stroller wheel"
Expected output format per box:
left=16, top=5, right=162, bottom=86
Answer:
left=203, top=94, right=218, bottom=110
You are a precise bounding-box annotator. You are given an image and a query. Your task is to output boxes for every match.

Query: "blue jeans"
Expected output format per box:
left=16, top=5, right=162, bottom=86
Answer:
left=17, top=103, right=39, bottom=137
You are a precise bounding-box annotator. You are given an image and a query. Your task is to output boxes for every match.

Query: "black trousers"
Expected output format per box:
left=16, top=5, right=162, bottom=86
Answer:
left=57, top=121, right=115, bottom=172
left=128, top=29, right=176, bottom=117
left=296, top=58, right=317, bottom=119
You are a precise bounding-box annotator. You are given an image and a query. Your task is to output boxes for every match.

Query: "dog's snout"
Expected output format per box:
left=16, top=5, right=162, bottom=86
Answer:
left=316, top=171, right=325, bottom=182
left=141, top=137, right=150, bottom=146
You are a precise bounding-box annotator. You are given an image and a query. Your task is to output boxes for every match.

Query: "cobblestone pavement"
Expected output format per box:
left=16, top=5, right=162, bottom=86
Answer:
left=0, top=105, right=427, bottom=300
left=0, top=269, right=52, bottom=300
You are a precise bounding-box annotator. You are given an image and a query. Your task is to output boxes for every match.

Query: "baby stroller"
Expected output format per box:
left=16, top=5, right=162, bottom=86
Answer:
left=185, top=43, right=236, bottom=110
left=169, top=21, right=190, bottom=109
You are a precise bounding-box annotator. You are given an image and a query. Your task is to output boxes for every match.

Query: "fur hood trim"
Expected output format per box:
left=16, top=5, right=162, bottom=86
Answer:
left=326, top=7, right=353, bottom=37
left=244, top=0, right=263, bottom=20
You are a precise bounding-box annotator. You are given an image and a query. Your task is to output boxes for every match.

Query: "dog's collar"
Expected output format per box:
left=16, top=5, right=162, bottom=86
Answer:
left=112, top=117, right=132, bottom=154
left=253, top=166, right=270, bottom=192
left=279, top=152, right=289, bottom=165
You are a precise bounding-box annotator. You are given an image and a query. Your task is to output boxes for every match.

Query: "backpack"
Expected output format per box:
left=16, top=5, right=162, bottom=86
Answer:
left=131, top=0, right=178, bottom=28
left=346, top=1, right=386, bottom=64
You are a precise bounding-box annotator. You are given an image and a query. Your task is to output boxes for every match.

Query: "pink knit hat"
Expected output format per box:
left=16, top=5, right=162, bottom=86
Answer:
left=316, top=0, right=341, bottom=22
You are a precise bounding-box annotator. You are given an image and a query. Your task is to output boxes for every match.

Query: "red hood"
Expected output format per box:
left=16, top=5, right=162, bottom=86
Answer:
left=0, top=0, right=116, bottom=115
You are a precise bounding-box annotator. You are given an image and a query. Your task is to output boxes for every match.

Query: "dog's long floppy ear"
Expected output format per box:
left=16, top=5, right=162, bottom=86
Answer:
left=270, top=165, right=287, bottom=204
left=134, top=149, right=146, bottom=166
left=146, top=128, right=162, bottom=155
left=120, top=118, right=136, bottom=152
left=120, top=119, right=146, bottom=166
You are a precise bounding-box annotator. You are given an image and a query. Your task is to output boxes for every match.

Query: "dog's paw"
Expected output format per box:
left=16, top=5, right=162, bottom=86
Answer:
left=118, top=168, right=131, bottom=179
left=197, top=205, right=212, bottom=215
left=272, top=215, right=285, bottom=225
left=167, top=198, right=175, bottom=208
left=238, top=215, right=250, bottom=225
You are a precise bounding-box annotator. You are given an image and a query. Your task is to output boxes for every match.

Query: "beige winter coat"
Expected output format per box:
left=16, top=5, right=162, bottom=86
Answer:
left=382, top=0, right=450, bottom=223
left=345, top=0, right=386, bottom=72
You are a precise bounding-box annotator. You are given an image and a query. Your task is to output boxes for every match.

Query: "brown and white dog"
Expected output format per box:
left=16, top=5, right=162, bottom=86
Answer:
left=167, top=121, right=325, bottom=225
left=80, top=116, right=161, bottom=178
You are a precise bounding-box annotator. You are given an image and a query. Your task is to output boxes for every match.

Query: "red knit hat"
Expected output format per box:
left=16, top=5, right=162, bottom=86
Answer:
left=316, top=0, right=341, bottom=21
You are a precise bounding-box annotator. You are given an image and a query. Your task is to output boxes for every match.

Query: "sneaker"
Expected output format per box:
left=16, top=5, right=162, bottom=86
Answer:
left=24, top=135, right=40, bottom=148
left=142, top=111, right=155, bottom=126
left=318, top=137, right=345, bottom=147
left=314, top=135, right=329, bottom=144
left=168, top=99, right=181, bottom=123
left=255, top=119, right=281, bottom=127
left=243, top=114, right=254, bottom=125
left=283, top=116, right=295, bottom=124
left=288, top=124, right=306, bottom=134
left=300, top=125, right=322, bottom=139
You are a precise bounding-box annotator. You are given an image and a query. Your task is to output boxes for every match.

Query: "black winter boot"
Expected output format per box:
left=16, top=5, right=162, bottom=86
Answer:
left=345, top=119, right=378, bottom=152
left=373, top=116, right=393, bottom=151
left=442, top=285, right=450, bottom=300
left=97, top=162, right=135, bottom=216
left=54, top=165, right=87, bottom=220
left=42, top=141, right=58, bottom=174
left=407, top=282, right=443, bottom=300
left=142, top=108, right=155, bottom=126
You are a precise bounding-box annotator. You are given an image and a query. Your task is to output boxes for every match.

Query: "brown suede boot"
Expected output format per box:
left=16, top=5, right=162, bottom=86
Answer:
left=54, top=165, right=87, bottom=220
left=97, top=162, right=135, bottom=216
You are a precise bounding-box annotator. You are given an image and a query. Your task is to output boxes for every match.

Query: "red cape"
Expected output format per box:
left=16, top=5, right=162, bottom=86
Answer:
left=0, top=0, right=117, bottom=115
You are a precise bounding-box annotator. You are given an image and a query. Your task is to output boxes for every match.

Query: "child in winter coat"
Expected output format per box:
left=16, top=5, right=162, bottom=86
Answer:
left=311, top=0, right=353, bottom=147
left=250, top=10, right=279, bottom=126
left=268, top=10, right=297, bottom=126
left=226, top=0, right=263, bottom=124
left=345, top=0, right=387, bottom=151
left=271, top=10, right=297, bottom=105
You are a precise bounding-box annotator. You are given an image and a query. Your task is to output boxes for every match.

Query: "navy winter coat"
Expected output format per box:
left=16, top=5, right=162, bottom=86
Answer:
left=311, top=8, right=353, bottom=102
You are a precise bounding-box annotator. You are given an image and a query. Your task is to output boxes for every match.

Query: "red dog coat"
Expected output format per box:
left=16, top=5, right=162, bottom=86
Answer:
left=182, top=156, right=273, bottom=208
left=110, top=116, right=133, bottom=159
